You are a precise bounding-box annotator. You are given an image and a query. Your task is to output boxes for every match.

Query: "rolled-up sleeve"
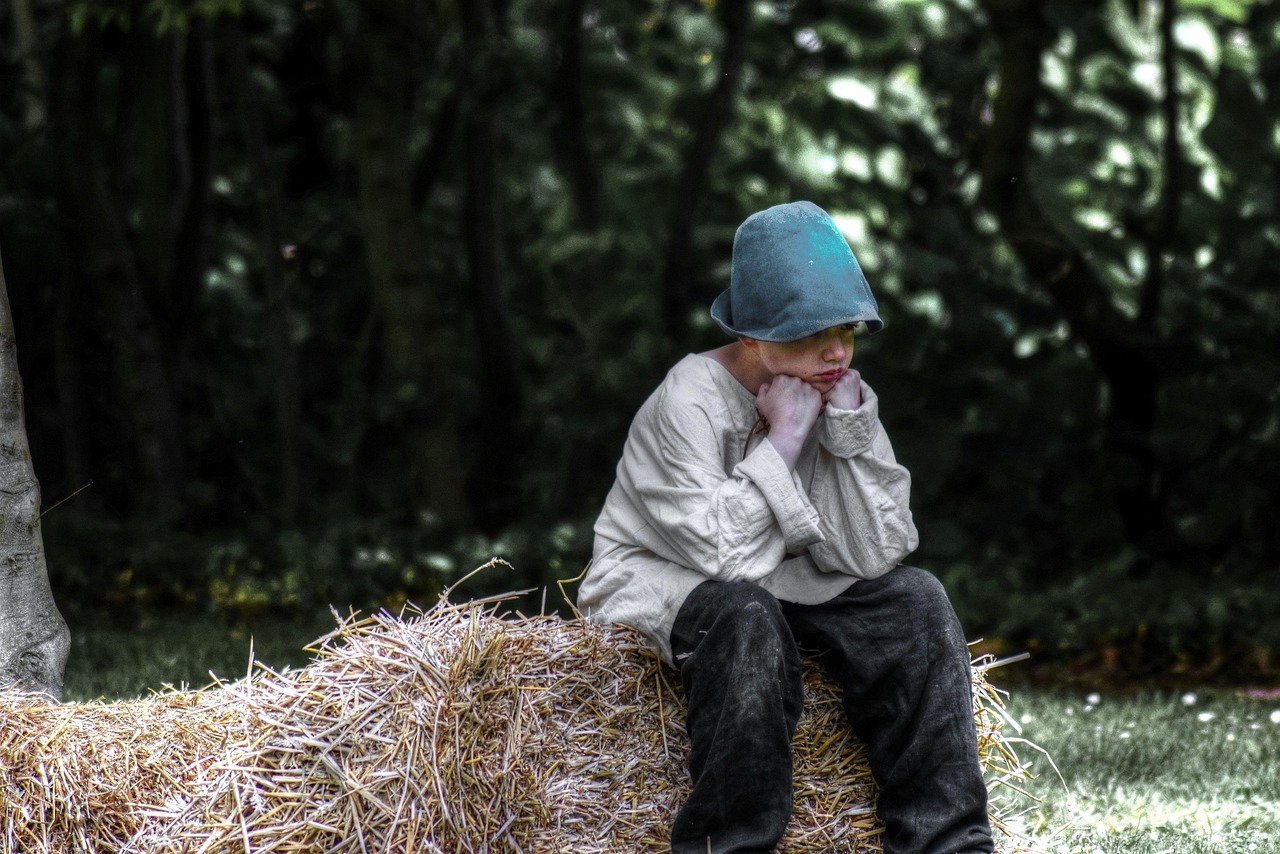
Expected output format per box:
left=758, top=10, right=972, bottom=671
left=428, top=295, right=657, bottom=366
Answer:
left=807, top=383, right=918, bottom=579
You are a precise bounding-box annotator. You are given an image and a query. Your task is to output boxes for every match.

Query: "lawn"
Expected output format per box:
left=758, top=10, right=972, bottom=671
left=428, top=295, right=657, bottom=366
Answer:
left=998, top=683, right=1280, bottom=853
left=57, top=613, right=1280, bottom=853
left=61, top=608, right=336, bottom=701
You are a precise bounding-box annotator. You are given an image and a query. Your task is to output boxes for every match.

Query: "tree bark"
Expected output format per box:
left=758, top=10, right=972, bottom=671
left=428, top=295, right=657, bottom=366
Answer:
left=51, top=263, right=94, bottom=507
left=352, top=4, right=471, bottom=528
left=660, top=0, right=750, bottom=341
left=460, top=0, right=526, bottom=527
left=410, top=88, right=462, bottom=213
left=554, top=0, right=601, bottom=233
left=977, top=0, right=1176, bottom=567
left=1138, top=0, right=1181, bottom=325
left=49, top=28, right=188, bottom=509
left=168, top=18, right=218, bottom=337
left=0, top=248, right=71, bottom=701
left=10, top=0, right=45, bottom=128
left=227, top=18, right=304, bottom=520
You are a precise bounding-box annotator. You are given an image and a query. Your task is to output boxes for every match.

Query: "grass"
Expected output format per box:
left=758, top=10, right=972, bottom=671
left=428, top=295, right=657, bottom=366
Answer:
left=61, top=608, right=335, bottom=701
left=52, top=613, right=1280, bottom=852
left=1000, top=685, right=1280, bottom=853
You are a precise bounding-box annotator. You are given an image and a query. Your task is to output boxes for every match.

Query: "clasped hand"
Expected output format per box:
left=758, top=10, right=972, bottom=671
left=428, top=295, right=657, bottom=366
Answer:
left=823, top=369, right=863, bottom=412
left=755, top=370, right=862, bottom=453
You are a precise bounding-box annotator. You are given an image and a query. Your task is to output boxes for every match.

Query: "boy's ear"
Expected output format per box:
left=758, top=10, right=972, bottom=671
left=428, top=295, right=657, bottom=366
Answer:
left=740, top=337, right=760, bottom=354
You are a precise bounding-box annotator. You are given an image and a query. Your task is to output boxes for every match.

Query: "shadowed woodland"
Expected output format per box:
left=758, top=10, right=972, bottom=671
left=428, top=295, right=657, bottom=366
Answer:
left=2, top=0, right=1278, bottom=680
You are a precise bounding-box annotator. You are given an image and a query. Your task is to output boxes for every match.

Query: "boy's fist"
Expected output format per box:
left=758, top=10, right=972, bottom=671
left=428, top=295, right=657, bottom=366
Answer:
left=823, top=369, right=863, bottom=411
left=756, top=375, right=823, bottom=438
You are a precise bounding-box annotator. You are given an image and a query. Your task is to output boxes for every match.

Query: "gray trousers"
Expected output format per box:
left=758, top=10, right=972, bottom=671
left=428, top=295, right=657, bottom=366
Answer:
left=668, top=566, right=994, bottom=854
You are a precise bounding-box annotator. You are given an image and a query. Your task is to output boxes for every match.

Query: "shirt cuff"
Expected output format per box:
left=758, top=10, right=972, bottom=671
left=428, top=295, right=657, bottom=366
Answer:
left=819, top=384, right=880, bottom=458
left=733, top=439, right=825, bottom=553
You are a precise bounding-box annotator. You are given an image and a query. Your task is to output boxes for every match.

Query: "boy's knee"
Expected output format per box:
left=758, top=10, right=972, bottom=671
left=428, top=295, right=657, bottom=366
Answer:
left=685, top=580, right=784, bottom=622
left=707, top=582, right=787, bottom=637
left=886, top=566, right=960, bottom=627
left=677, top=581, right=792, bottom=663
left=894, top=564, right=945, bottom=598
left=717, top=580, right=783, bottom=613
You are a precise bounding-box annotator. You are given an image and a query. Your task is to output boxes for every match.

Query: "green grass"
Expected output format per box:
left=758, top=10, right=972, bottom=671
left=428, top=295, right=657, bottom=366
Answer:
left=61, top=609, right=336, bottom=702
left=55, top=615, right=1280, bottom=852
left=999, top=685, right=1280, bottom=853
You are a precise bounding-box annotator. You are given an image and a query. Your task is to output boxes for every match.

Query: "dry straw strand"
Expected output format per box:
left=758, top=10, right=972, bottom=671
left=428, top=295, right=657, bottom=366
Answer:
left=2, top=586, right=1041, bottom=853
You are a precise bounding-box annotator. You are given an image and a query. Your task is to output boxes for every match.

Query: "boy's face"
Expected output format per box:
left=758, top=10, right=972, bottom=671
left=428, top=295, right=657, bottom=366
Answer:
left=745, top=323, right=857, bottom=394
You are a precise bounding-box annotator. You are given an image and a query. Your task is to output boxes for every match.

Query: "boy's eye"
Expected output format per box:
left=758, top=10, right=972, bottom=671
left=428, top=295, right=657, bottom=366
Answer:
left=821, top=324, right=856, bottom=339
left=796, top=324, right=857, bottom=345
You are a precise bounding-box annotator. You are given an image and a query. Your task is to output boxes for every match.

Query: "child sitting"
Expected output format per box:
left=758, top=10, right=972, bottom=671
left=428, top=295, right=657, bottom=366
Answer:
left=578, top=201, right=993, bottom=854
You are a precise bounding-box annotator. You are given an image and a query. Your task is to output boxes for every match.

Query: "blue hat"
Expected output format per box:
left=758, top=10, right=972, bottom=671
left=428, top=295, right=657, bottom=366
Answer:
left=709, top=201, right=883, bottom=341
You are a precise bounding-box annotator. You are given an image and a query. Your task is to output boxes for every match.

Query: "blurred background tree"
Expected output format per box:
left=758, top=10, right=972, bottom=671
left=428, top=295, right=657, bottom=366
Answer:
left=1, top=246, right=70, bottom=699
left=1, top=0, right=1276, bottom=678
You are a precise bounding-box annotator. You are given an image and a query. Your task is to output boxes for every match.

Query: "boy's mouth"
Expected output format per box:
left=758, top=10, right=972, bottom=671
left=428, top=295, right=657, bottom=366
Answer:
left=814, top=368, right=845, bottom=382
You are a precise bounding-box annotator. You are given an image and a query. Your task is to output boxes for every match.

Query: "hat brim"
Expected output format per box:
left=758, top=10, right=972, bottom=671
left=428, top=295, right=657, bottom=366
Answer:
left=709, top=288, right=883, bottom=340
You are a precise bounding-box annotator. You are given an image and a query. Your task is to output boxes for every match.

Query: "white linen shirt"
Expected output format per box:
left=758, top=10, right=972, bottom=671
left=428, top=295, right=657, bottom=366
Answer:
left=579, top=354, right=919, bottom=664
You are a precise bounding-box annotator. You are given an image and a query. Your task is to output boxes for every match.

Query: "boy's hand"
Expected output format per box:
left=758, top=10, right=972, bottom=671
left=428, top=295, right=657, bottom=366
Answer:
left=822, top=369, right=863, bottom=411
left=755, top=375, right=822, bottom=470
left=756, top=375, right=823, bottom=435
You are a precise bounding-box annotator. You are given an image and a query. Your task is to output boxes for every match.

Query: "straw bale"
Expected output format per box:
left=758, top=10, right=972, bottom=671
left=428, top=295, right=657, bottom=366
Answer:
left=1, top=597, right=1034, bottom=853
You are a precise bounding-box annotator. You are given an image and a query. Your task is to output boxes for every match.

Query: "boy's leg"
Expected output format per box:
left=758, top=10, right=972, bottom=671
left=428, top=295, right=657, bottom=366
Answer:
left=668, top=580, right=805, bottom=854
left=781, top=566, right=994, bottom=854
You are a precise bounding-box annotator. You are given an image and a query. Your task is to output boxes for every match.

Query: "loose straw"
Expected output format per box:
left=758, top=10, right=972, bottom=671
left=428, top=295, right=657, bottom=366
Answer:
left=1, top=585, right=1040, bottom=853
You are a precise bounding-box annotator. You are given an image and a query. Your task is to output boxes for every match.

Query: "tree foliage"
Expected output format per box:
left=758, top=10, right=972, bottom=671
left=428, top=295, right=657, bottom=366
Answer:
left=0, top=0, right=1276, bottom=672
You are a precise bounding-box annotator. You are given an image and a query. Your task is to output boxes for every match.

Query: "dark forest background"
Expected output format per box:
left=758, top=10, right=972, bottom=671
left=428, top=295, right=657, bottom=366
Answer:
left=2, top=0, right=1277, bottom=679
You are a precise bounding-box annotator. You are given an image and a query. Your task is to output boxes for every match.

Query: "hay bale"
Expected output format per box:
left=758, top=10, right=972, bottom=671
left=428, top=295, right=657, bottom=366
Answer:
left=1, top=598, right=1034, bottom=853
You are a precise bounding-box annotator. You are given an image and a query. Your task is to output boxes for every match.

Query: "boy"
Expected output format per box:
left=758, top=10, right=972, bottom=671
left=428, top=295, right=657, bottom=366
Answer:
left=578, top=201, right=993, bottom=854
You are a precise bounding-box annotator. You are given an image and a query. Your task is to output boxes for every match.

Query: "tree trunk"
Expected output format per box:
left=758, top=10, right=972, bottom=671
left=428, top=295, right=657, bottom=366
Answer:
left=10, top=0, right=45, bottom=128
left=49, top=29, right=188, bottom=509
left=548, top=0, right=603, bottom=325
left=0, top=248, right=71, bottom=701
left=352, top=5, right=471, bottom=528
left=977, top=0, right=1177, bottom=569
left=460, top=0, right=526, bottom=528
left=410, top=88, right=462, bottom=212
left=660, top=0, right=750, bottom=341
left=554, top=0, right=601, bottom=233
left=167, top=18, right=218, bottom=337
left=51, top=263, right=94, bottom=507
left=227, top=18, right=304, bottom=520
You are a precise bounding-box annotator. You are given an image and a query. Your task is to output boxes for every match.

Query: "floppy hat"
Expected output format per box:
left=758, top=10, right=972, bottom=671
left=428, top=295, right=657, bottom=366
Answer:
left=709, top=201, right=883, bottom=341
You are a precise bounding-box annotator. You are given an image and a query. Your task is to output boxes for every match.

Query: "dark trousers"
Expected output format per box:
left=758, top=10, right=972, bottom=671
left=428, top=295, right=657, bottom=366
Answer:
left=668, top=566, right=994, bottom=854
